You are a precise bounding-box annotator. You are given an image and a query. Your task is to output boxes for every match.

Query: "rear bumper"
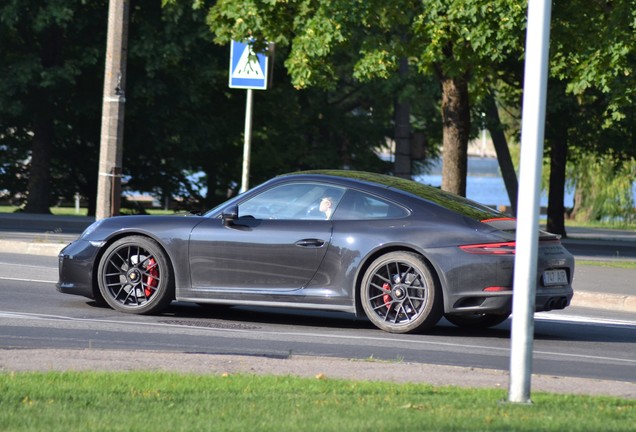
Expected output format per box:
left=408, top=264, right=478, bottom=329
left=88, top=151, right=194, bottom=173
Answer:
left=448, top=286, right=573, bottom=315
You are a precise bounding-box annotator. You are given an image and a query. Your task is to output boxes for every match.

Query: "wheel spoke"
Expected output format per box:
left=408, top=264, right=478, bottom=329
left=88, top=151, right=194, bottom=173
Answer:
left=382, top=304, right=393, bottom=322
left=374, top=272, right=391, bottom=285
left=370, top=293, right=386, bottom=302
left=395, top=303, right=408, bottom=321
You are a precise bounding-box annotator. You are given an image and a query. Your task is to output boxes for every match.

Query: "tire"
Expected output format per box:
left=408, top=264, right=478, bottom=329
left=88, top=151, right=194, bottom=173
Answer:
left=361, top=251, right=442, bottom=333
left=97, top=236, right=174, bottom=314
left=444, top=313, right=510, bottom=329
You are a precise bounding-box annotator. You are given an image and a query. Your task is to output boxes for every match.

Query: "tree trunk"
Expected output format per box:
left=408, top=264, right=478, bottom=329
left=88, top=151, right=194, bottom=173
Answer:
left=23, top=113, right=54, bottom=214
left=24, top=25, right=63, bottom=214
left=484, top=93, right=518, bottom=216
left=440, top=75, right=470, bottom=196
left=205, top=168, right=219, bottom=208
left=571, top=186, right=586, bottom=221
left=546, top=135, right=568, bottom=237
left=393, top=57, right=411, bottom=179
left=86, top=193, right=97, bottom=217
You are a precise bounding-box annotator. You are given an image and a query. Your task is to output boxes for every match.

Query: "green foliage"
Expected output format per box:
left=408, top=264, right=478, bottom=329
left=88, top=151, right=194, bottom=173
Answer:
left=207, top=0, right=526, bottom=92
left=568, top=153, right=636, bottom=223
left=551, top=1, right=635, bottom=128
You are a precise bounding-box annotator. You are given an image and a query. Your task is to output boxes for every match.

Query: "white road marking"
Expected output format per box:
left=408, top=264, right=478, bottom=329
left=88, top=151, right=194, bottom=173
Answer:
left=0, top=276, right=55, bottom=284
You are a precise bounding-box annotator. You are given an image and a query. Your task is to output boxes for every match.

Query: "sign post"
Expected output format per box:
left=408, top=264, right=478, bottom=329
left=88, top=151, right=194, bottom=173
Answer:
left=229, top=40, right=270, bottom=193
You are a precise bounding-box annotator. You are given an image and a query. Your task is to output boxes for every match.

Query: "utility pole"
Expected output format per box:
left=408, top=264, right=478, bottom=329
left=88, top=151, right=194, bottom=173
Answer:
left=509, top=0, right=552, bottom=404
left=96, top=0, right=130, bottom=220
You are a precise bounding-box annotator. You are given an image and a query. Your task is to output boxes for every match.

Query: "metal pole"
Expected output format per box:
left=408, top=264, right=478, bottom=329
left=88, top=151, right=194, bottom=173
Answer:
left=508, top=0, right=552, bottom=404
left=240, top=89, right=254, bottom=193
left=96, top=0, right=130, bottom=220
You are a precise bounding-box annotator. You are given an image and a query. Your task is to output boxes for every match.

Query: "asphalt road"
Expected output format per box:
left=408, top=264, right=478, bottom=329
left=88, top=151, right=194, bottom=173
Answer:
left=1, top=251, right=635, bottom=387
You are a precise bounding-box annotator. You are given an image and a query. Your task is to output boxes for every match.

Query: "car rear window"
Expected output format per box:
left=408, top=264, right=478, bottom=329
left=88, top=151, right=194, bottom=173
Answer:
left=333, top=189, right=408, bottom=220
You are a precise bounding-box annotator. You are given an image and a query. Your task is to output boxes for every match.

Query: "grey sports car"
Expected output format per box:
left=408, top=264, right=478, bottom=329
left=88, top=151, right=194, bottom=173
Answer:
left=57, top=170, right=575, bottom=333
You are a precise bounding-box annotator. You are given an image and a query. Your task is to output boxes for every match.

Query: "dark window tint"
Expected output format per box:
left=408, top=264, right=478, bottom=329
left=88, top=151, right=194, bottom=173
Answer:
left=333, top=189, right=408, bottom=220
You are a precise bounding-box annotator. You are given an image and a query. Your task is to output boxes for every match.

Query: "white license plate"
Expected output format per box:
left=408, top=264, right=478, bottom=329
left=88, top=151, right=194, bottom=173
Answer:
left=542, top=269, right=568, bottom=286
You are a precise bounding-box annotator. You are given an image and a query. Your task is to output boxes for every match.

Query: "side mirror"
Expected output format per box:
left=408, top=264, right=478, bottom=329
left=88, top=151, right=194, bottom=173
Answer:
left=222, top=205, right=239, bottom=227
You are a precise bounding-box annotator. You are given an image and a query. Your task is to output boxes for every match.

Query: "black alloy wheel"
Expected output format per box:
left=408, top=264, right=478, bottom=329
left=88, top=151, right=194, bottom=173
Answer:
left=361, top=251, right=442, bottom=333
left=97, top=236, right=174, bottom=314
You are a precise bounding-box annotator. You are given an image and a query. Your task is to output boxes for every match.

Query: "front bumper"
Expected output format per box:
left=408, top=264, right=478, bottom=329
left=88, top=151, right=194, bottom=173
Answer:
left=56, top=240, right=102, bottom=299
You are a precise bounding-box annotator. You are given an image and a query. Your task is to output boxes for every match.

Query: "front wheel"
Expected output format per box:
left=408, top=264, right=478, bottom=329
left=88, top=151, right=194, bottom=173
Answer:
left=97, top=236, right=174, bottom=314
left=361, top=252, right=442, bottom=333
left=444, top=313, right=510, bottom=329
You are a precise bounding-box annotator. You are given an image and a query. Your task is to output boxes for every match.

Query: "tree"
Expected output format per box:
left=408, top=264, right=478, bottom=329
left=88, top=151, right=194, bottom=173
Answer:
left=544, top=0, right=636, bottom=233
left=482, top=91, right=519, bottom=216
left=0, top=1, right=108, bottom=213
left=2, top=1, right=399, bottom=214
left=204, top=0, right=526, bottom=196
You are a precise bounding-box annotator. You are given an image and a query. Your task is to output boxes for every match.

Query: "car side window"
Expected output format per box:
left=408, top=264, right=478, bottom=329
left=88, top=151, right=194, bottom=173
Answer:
left=332, top=189, right=408, bottom=220
left=238, top=182, right=345, bottom=220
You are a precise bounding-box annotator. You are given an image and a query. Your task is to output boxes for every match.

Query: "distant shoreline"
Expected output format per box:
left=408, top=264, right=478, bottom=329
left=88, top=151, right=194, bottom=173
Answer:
left=417, top=156, right=636, bottom=209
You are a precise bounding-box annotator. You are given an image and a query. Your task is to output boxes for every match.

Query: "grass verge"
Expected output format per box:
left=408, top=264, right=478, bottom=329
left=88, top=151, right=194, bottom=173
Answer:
left=1, top=372, right=634, bottom=431
left=0, top=206, right=175, bottom=216
left=578, top=260, right=636, bottom=269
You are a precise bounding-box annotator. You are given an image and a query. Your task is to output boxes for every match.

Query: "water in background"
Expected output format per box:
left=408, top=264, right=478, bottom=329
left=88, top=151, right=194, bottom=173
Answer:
left=415, top=157, right=636, bottom=209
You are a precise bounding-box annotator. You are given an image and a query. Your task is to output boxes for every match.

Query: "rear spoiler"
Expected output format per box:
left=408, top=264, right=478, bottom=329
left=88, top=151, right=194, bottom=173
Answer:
left=480, top=217, right=561, bottom=241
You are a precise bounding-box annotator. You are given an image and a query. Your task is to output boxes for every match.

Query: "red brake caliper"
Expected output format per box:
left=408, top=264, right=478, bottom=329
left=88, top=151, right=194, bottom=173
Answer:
left=145, top=258, right=158, bottom=297
left=382, top=283, right=392, bottom=309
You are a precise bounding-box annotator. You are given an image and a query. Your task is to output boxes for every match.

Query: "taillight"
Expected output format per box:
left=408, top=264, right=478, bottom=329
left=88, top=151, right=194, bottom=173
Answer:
left=483, top=286, right=511, bottom=292
left=459, top=242, right=516, bottom=255
left=480, top=217, right=516, bottom=223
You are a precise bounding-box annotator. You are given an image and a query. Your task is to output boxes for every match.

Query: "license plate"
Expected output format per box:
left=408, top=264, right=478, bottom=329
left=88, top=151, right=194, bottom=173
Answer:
left=542, top=269, right=568, bottom=286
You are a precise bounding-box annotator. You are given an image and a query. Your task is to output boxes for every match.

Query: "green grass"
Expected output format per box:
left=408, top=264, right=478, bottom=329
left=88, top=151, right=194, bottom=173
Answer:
left=0, top=372, right=633, bottom=432
left=578, top=260, right=636, bottom=269
left=0, top=206, right=176, bottom=216
left=563, top=219, right=635, bottom=230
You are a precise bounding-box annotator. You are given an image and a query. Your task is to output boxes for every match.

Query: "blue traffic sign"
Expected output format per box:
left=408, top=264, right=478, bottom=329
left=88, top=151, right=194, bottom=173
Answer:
left=229, top=40, right=269, bottom=90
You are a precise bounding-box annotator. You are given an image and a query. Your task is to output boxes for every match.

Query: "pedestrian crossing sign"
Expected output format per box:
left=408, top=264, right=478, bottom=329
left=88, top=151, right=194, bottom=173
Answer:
left=229, top=40, right=269, bottom=90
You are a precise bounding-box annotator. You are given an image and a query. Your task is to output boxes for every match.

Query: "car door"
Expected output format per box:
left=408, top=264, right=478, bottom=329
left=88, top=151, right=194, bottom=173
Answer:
left=188, top=182, right=345, bottom=291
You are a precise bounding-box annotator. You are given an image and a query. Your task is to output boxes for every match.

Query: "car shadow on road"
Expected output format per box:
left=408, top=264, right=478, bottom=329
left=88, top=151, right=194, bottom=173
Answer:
left=85, top=300, right=636, bottom=343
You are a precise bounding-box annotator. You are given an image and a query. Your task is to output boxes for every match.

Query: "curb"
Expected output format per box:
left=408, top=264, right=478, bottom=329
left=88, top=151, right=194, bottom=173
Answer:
left=572, top=291, right=636, bottom=314
left=0, top=239, right=67, bottom=257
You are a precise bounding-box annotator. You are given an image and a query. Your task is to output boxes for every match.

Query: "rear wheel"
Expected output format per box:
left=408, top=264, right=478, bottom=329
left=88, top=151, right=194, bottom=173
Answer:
left=97, top=236, right=174, bottom=314
left=444, top=313, right=510, bottom=329
left=361, top=252, right=442, bottom=333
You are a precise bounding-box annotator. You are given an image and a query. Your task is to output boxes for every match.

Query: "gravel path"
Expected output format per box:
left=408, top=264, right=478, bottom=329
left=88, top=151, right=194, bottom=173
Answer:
left=1, top=348, right=634, bottom=399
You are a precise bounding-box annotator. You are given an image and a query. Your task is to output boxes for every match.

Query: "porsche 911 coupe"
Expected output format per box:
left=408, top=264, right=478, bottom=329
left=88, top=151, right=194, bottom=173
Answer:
left=57, top=170, right=575, bottom=333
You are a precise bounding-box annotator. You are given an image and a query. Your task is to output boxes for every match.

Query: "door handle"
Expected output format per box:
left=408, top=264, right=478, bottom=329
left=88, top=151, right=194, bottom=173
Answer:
left=295, top=239, right=326, bottom=248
